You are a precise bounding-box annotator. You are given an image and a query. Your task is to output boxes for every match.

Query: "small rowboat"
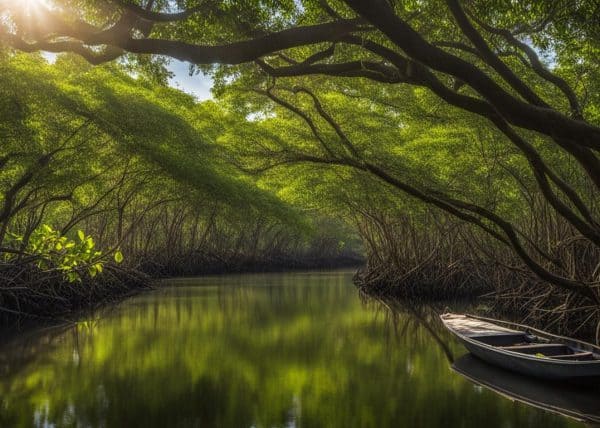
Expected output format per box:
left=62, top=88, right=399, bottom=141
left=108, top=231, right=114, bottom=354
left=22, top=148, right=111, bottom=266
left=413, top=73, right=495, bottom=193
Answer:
left=441, top=313, right=600, bottom=382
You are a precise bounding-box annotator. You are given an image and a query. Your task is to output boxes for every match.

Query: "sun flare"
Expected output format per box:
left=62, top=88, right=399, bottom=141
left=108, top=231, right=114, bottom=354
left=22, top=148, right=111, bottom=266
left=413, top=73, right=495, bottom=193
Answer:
left=20, top=0, right=53, bottom=14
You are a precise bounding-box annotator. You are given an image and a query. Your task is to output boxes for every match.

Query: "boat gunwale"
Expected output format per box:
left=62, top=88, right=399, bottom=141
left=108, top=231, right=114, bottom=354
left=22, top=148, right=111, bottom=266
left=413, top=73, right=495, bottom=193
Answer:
left=441, top=313, right=600, bottom=366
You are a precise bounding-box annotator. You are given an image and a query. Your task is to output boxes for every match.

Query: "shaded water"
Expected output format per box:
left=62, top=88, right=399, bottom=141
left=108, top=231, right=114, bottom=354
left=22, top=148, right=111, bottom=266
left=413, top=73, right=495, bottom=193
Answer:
left=0, top=271, right=586, bottom=427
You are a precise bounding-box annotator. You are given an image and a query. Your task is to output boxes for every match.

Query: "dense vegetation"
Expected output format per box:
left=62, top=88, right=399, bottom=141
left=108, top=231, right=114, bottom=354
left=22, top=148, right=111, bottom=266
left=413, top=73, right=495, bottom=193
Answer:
left=0, top=0, right=599, bottom=334
left=0, top=53, right=361, bottom=323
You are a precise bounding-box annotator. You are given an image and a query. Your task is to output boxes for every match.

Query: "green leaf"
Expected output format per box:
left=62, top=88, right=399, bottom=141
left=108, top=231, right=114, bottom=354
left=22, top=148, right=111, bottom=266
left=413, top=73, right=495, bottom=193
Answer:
left=114, top=250, right=124, bottom=264
left=66, top=272, right=79, bottom=283
left=77, top=230, right=85, bottom=242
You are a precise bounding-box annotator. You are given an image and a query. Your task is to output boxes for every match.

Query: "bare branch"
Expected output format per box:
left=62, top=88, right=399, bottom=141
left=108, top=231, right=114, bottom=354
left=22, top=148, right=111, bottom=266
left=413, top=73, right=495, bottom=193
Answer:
left=255, top=86, right=336, bottom=157
left=256, top=58, right=403, bottom=83
left=445, top=0, right=548, bottom=108
left=292, top=86, right=360, bottom=157
left=466, top=8, right=583, bottom=119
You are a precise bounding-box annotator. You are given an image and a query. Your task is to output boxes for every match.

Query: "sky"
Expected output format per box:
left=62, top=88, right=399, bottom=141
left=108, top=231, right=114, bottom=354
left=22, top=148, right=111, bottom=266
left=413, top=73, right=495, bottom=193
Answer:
left=42, top=52, right=214, bottom=101
left=167, top=59, right=214, bottom=101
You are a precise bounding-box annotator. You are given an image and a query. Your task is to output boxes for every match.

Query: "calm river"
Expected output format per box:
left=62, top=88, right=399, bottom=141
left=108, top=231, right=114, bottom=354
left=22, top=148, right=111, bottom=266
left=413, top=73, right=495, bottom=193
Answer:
left=0, top=270, right=591, bottom=427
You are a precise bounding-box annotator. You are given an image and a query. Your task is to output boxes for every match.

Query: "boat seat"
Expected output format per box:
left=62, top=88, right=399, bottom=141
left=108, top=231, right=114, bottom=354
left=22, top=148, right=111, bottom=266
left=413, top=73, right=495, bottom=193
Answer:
left=501, top=343, right=572, bottom=356
left=549, top=352, right=595, bottom=361
left=469, top=333, right=529, bottom=346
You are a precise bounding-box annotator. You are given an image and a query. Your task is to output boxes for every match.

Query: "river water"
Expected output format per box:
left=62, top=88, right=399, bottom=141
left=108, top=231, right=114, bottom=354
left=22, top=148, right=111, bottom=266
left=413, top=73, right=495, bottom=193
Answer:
left=0, top=270, right=589, bottom=427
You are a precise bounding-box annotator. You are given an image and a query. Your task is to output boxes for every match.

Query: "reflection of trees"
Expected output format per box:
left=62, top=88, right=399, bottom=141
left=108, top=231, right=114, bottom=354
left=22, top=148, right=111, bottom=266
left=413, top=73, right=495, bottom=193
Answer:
left=0, top=275, right=575, bottom=428
left=360, top=294, right=457, bottom=364
left=0, top=323, right=73, bottom=377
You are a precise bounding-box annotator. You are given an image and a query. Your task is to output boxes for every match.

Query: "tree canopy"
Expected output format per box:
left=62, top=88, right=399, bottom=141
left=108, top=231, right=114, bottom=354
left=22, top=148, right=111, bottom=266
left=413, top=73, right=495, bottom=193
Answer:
left=0, top=0, right=599, bottom=323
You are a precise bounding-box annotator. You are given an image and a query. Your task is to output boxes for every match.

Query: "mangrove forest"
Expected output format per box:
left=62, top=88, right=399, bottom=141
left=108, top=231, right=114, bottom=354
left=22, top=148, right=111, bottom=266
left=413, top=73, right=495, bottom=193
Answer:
left=0, top=0, right=599, bottom=427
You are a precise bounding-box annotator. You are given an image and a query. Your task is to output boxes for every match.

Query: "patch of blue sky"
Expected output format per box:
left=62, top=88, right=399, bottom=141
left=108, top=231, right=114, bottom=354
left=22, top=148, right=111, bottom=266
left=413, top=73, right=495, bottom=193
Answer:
left=41, top=52, right=213, bottom=101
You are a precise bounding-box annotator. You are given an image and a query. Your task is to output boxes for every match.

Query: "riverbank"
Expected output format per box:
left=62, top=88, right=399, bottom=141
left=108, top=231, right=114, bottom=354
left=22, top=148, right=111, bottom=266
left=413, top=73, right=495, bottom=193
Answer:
left=353, top=261, right=495, bottom=301
left=0, top=263, right=150, bottom=328
left=5, top=252, right=597, bottom=343
left=0, top=256, right=364, bottom=328
left=139, top=254, right=365, bottom=277
left=355, top=261, right=600, bottom=342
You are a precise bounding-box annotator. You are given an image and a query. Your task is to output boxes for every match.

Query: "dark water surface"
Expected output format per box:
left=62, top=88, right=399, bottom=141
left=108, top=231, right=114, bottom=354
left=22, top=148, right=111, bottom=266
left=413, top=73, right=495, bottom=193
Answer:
left=0, top=271, right=587, bottom=427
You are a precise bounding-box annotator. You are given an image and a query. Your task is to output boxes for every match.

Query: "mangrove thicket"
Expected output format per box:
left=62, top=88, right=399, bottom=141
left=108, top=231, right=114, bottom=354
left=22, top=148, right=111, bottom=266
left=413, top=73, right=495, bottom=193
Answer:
left=0, top=0, right=599, bottom=335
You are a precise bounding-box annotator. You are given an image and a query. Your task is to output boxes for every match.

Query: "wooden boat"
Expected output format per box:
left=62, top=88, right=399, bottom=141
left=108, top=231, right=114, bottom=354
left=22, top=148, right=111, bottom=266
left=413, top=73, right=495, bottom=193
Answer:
left=452, top=354, right=600, bottom=424
left=441, top=313, right=600, bottom=382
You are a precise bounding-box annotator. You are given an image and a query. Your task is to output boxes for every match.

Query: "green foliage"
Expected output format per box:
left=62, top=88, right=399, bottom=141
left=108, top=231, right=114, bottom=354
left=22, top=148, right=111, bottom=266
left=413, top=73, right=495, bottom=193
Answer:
left=0, top=52, right=359, bottom=278
left=114, top=250, right=124, bottom=264
left=1, top=0, right=596, bottom=292
left=9, top=225, right=105, bottom=283
left=0, top=53, right=302, bottom=223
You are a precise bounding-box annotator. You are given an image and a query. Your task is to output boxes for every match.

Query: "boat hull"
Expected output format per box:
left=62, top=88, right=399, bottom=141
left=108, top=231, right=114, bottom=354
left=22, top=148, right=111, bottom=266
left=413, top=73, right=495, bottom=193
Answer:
left=460, top=338, right=600, bottom=382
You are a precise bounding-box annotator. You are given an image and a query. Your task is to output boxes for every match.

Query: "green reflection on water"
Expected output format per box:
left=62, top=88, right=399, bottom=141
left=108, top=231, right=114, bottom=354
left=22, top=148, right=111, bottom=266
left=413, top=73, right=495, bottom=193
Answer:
left=0, top=271, right=581, bottom=427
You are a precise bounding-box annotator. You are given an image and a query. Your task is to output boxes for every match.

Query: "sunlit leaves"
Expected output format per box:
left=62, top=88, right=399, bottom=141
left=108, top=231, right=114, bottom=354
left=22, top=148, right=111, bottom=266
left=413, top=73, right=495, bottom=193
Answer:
left=0, top=51, right=352, bottom=275
left=114, top=250, right=124, bottom=264
left=6, top=224, right=104, bottom=283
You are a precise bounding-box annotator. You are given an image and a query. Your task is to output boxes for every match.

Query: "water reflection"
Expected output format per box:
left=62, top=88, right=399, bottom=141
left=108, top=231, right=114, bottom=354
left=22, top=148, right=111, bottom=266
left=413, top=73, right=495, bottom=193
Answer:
left=452, top=354, right=600, bottom=425
left=0, top=271, right=584, bottom=427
